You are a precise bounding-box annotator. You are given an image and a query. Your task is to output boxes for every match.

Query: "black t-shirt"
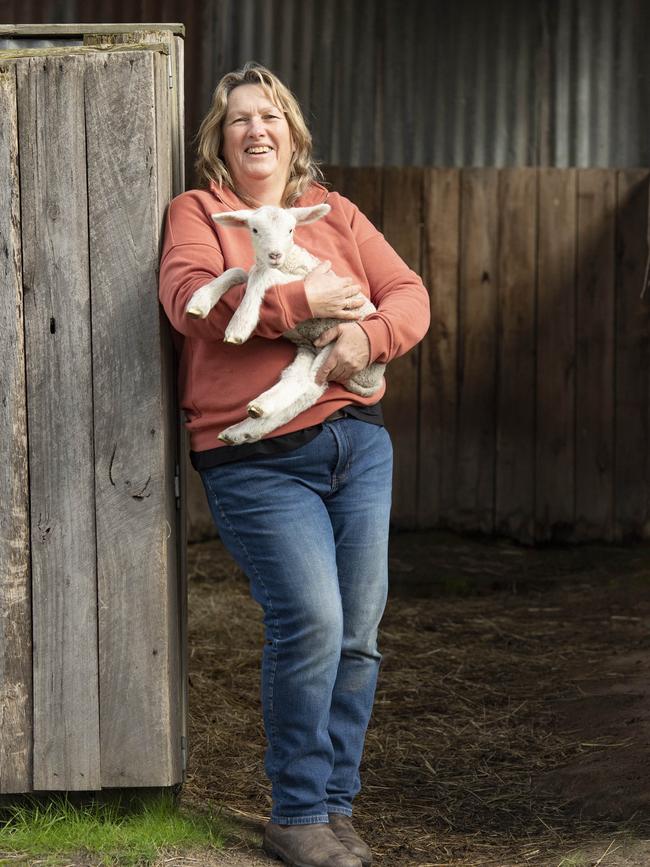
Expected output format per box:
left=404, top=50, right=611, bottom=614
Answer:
left=190, top=402, right=384, bottom=470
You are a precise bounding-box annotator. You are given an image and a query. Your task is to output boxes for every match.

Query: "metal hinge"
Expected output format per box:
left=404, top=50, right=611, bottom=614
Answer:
left=168, top=54, right=173, bottom=89
left=180, top=735, right=187, bottom=772
left=174, top=464, right=180, bottom=509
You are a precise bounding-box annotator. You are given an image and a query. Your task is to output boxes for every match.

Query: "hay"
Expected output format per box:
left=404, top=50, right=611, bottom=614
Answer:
left=180, top=534, right=650, bottom=866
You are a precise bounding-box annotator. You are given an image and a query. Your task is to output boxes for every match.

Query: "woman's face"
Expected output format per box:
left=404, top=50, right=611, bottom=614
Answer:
left=221, top=83, right=294, bottom=193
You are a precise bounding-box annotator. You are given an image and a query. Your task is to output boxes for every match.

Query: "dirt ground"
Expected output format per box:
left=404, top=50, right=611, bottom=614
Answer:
left=179, top=529, right=650, bottom=867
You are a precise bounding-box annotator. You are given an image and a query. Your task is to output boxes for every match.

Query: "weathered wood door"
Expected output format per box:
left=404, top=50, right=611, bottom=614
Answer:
left=0, top=36, right=185, bottom=793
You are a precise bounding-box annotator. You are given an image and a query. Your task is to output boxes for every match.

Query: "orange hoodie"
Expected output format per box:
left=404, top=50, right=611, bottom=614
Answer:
left=158, top=180, right=430, bottom=453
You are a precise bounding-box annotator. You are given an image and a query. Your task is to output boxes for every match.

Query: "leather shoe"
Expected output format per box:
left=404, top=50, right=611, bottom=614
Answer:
left=263, top=821, right=363, bottom=867
left=327, top=814, right=372, bottom=867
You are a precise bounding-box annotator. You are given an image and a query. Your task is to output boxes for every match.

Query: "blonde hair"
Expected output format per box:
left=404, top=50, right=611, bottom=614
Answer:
left=195, top=62, right=323, bottom=207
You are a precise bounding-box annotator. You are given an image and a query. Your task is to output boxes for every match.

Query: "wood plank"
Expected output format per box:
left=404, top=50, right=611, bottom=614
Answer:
left=575, top=170, right=616, bottom=539
left=454, top=168, right=499, bottom=533
left=0, top=64, right=32, bottom=794
left=153, top=47, right=185, bottom=783
left=339, top=167, right=383, bottom=231
left=419, top=168, right=460, bottom=528
left=84, top=50, right=181, bottom=786
left=536, top=169, right=577, bottom=541
left=615, top=170, right=650, bottom=538
left=16, top=55, right=100, bottom=791
left=495, top=169, right=537, bottom=542
left=381, top=167, right=423, bottom=528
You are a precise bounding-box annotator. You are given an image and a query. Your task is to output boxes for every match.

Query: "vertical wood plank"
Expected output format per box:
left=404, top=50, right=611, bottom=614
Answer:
left=455, top=169, right=499, bottom=533
left=0, top=64, right=32, bottom=794
left=615, top=170, right=650, bottom=538
left=495, top=169, right=537, bottom=542
left=85, top=51, right=181, bottom=786
left=536, top=169, right=577, bottom=540
left=153, top=47, right=184, bottom=784
left=16, top=55, right=100, bottom=791
left=575, top=169, right=616, bottom=539
left=339, top=167, right=383, bottom=231
left=381, top=167, right=423, bottom=528
left=419, top=168, right=460, bottom=528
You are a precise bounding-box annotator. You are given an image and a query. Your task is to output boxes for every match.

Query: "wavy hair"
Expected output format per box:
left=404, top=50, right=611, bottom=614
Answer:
left=195, top=62, right=323, bottom=207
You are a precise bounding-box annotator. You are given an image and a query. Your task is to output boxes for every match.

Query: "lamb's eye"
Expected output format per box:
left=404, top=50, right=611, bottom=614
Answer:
left=289, top=228, right=293, bottom=234
left=252, top=228, right=258, bottom=234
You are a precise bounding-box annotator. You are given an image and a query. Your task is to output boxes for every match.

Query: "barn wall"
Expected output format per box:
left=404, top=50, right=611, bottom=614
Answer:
left=1, top=0, right=650, bottom=177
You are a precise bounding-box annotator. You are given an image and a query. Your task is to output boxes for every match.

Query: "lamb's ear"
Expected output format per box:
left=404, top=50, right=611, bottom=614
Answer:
left=211, top=210, right=253, bottom=227
left=290, top=203, right=331, bottom=225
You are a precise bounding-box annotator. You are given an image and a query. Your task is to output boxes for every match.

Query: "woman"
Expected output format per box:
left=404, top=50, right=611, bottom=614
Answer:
left=159, top=62, right=430, bottom=867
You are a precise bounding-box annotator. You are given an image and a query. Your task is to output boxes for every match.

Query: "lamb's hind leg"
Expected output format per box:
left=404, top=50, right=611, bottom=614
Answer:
left=220, top=383, right=326, bottom=445
left=247, top=347, right=322, bottom=418
left=185, top=268, right=248, bottom=318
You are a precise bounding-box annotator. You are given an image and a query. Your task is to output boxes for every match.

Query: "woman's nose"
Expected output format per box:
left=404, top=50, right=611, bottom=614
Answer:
left=248, top=116, right=264, bottom=136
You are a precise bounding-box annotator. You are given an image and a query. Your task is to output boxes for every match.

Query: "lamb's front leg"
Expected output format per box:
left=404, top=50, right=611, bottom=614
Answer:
left=224, top=267, right=291, bottom=344
left=185, top=268, right=248, bottom=318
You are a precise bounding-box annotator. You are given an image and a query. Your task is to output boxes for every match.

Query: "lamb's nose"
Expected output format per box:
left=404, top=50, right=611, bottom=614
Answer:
left=268, top=251, right=282, bottom=262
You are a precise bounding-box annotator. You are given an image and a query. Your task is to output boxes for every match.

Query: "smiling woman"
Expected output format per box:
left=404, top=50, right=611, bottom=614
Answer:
left=158, top=61, right=430, bottom=867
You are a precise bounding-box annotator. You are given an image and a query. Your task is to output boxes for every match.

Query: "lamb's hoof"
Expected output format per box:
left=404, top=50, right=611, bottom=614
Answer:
left=218, top=432, right=234, bottom=444
left=186, top=305, right=207, bottom=319
left=247, top=403, right=264, bottom=418
left=223, top=336, right=244, bottom=345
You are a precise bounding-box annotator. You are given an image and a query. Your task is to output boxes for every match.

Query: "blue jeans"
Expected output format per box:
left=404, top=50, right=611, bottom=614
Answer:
left=199, top=418, right=393, bottom=824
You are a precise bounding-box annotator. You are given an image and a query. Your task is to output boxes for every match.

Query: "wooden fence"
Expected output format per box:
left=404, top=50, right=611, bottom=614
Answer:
left=0, top=30, right=185, bottom=794
left=321, top=167, right=650, bottom=543
left=187, top=166, right=650, bottom=544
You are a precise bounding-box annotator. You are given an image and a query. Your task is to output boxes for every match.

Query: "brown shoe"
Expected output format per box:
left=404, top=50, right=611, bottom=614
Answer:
left=327, top=814, right=372, bottom=867
left=263, top=821, right=363, bottom=867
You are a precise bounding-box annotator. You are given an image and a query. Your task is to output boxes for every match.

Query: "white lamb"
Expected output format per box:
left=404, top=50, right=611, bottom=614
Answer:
left=185, top=203, right=385, bottom=444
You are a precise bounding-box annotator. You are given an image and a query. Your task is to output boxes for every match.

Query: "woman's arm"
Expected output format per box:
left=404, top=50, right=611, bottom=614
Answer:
left=313, top=198, right=430, bottom=381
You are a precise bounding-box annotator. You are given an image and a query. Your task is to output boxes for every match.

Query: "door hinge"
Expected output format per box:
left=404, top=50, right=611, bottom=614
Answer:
left=180, top=735, right=187, bottom=772
left=174, top=464, right=180, bottom=509
left=168, top=54, right=174, bottom=89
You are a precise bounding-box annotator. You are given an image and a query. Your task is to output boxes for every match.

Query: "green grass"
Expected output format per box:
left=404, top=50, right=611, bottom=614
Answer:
left=0, top=790, right=226, bottom=866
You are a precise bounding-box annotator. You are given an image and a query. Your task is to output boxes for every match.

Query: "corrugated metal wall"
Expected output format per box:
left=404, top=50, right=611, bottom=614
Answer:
left=1, top=0, right=649, bottom=174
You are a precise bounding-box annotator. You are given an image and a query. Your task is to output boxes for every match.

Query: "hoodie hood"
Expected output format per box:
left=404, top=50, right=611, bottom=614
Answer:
left=208, top=179, right=329, bottom=210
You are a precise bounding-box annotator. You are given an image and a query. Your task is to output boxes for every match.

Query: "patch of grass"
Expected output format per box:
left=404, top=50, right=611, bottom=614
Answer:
left=0, top=790, right=226, bottom=865
left=556, top=853, right=591, bottom=867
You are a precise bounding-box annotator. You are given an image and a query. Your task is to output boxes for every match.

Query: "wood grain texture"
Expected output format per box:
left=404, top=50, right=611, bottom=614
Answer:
left=575, top=170, right=616, bottom=539
left=338, top=166, right=383, bottom=231
left=495, top=169, right=537, bottom=541
left=536, top=169, right=577, bottom=540
left=153, top=48, right=184, bottom=784
left=455, top=169, right=499, bottom=533
left=0, top=65, right=32, bottom=794
left=381, top=167, right=423, bottom=528
left=420, top=169, right=460, bottom=527
left=84, top=51, right=180, bottom=786
left=16, top=55, right=100, bottom=791
left=615, top=171, right=650, bottom=539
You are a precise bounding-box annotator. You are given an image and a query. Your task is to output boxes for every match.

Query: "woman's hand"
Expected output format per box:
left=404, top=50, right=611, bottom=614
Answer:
left=304, top=260, right=366, bottom=320
left=314, top=322, right=371, bottom=385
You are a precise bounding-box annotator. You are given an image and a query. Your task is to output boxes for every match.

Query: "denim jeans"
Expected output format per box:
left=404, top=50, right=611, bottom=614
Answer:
left=199, top=417, right=393, bottom=824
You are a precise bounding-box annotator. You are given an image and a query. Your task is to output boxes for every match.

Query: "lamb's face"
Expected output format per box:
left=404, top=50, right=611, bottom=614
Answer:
left=248, top=207, right=297, bottom=268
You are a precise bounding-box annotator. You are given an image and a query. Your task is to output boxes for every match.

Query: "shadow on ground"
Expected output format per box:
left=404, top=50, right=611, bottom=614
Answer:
left=181, top=529, right=650, bottom=866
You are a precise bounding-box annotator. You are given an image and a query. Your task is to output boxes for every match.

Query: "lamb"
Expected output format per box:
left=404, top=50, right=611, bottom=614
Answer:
left=185, top=203, right=385, bottom=444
